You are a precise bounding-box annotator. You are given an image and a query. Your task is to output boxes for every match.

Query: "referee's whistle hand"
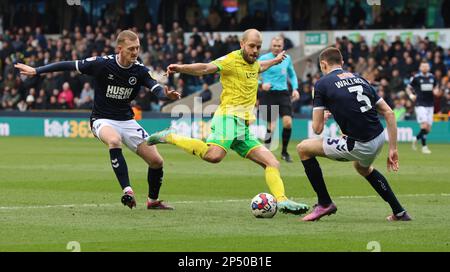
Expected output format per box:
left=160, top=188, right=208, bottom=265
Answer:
left=274, top=50, right=286, bottom=64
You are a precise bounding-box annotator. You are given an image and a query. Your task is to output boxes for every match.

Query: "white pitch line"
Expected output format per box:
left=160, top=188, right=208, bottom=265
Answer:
left=0, top=193, right=449, bottom=211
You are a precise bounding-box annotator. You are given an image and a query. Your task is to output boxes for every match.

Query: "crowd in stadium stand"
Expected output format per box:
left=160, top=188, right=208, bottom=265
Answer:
left=332, top=36, right=450, bottom=120
left=0, top=21, right=450, bottom=118
left=0, top=21, right=237, bottom=112
left=2, top=0, right=449, bottom=33
left=291, top=35, right=450, bottom=119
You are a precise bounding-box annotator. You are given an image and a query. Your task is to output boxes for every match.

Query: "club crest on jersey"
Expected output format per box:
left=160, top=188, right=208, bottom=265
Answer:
left=129, top=76, right=137, bottom=85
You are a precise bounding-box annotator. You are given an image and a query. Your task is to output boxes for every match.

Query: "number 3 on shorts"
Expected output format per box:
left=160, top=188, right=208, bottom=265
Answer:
left=327, top=138, right=339, bottom=145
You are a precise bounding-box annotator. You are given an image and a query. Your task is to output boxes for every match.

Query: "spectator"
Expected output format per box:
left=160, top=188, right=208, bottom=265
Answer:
left=133, top=89, right=152, bottom=111
left=389, top=69, right=405, bottom=93
left=58, top=82, right=74, bottom=109
left=17, top=100, right=28, bottom=112
left=1, top=87, right=12, bottom=109
left=75, top=82, right=94, bottom=109
left=301, top=58, right=318, bottom=82
left=440, top=83, right=450, bottom=114
left=355, top=57, right=368, bottom=75
left=404, top=56, right=417, bottom=79
left=171, top=21, right=183, bottom=39
left=3, top=88, right=21, bottom=110
left=2, top=72, right=19, bottom=90
left=296, top=83, right=313, bottom=116
left=185, top=2, right=202, bottom=31
left=198, top=83, right=212, bottom=103
left=34, top=89, right=48, bottom=110
left=25, top=88, right=36, bottom=109
left=207, top=8, right=222, bottom=31
left=378, top=79, right=394, bottom=109
left=47, top=95, right=60, bottom=110
left=349, top=0, right=366, bottom=28
left=2, top=58, right=15, bottom=79
left=432, top=54, right=448, bottom=75
left=393, top=97, right=407, bottom=121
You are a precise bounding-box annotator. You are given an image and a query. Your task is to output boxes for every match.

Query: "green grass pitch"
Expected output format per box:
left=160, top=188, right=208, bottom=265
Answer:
left=0, top=136, right=449, bottom=252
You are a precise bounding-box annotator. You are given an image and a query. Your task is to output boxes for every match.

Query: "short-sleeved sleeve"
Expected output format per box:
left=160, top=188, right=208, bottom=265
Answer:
left=361, top=77, right=382, bottom=104
left=408, top=76, right=418, bottom=90
left=211, top=53, right=234, bottom=73
left=313, top=80, right=326, bottom=109
left=370, top=84, right=382, bottom=104
left=76, top=56, right=105, bottom=76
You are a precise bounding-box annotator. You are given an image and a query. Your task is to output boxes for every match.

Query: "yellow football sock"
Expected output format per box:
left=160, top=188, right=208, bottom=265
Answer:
left=166, top=134, right=209, bottom=159
left=265, top=166, right=288, bottom=202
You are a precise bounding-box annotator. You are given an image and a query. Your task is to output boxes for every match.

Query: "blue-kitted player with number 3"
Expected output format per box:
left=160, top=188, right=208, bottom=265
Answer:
left=296, top=47, right=411, bottom=222
left=15, top=30, right=181, bottom=210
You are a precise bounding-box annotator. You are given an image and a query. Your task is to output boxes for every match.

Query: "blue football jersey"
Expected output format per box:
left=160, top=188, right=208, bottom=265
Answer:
left=408, top=72, right=436, bottom=107
left=313, top=68, right=384, bottom=142
left=76, top=54, right=162, bottom=121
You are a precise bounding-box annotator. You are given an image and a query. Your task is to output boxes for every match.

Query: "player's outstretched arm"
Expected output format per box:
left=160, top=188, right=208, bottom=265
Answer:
left=15, top=61, right=76, bottom=76
left=166, top=63, right=218, bottom=76
left=376, top=99, right=399, bottom=172
left=259, top=50, right=286, bottom=73
left=14, top=63, right=37, bottom=76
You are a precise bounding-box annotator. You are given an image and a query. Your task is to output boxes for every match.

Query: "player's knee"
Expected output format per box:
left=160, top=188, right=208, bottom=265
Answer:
left=204, top=153, right=223, bottom=164
left=354, top=162, right=372, bottom=177
left=266, top=159, right=280, bottom=169
left=297, top=141, right=313, bottom=160
left=108, top=137, right=122, bottom=148
left=296, top=141, right=307, bottom=155
left=150, top=157, right=164, bottom=168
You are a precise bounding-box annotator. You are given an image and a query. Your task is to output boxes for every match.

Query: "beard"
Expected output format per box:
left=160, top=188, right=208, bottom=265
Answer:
left=242, top=50, right=258, bottom=64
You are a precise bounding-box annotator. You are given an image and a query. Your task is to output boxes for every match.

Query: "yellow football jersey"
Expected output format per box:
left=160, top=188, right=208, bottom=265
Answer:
left=211, top=50, right=260, bottom=120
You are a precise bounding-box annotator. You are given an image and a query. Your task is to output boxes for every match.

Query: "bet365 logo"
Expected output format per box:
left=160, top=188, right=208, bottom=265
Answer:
left=66, top=0, right=81, bottom=5
left=366, top=0, right=381, bottom=5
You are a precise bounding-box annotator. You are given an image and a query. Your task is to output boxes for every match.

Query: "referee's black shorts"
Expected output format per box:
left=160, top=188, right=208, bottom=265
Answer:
left=259, top=90, right=292, bottom=122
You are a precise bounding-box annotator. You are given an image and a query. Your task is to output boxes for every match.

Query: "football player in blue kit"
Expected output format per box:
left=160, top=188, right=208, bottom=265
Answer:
left=407, top=60, right=439, bottom=154
left=296, top=47, right=411, bottom=222
left=15, top=30, right=181, bottom=210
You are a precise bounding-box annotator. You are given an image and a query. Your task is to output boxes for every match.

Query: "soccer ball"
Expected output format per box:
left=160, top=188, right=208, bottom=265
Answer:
left=250, top=193, right=277, bottom=218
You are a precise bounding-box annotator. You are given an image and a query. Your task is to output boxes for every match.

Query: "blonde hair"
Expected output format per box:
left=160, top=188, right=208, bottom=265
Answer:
left=271, top=36, right=284, bottom=43
left=241, top=29, right=262, bottom=42
left=116, top=30, right=139, bottom=45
